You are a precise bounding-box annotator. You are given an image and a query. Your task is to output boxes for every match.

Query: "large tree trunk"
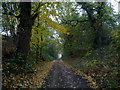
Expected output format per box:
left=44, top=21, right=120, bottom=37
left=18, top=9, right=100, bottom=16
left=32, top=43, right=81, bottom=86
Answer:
left=78, top=2, right=106, bottom=49
left=17, top=2, right=33, bottom=60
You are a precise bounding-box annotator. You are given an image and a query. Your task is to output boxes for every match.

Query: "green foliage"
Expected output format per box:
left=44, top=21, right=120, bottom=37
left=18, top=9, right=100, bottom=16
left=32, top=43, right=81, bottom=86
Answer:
left=2, top=2, right=19, bottom=36
left=13, top=53, right=25, bottom=64
left=111, top=29, right=120, bottom=52
left=22, top=64, right=34, bottom=73
left=84, top=60, right=103, bottom=71
left=3, top=53, right=34, bottom=77
left=99, top=66, right=119, bottom=88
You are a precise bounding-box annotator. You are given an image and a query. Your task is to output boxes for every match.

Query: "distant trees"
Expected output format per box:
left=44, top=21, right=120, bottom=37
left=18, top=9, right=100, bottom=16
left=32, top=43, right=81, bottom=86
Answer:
left=2, top=2, right=118, bottom=61
left=78, top=2, right=115, bottom=48
left=58, top=2, right=116, bottom=58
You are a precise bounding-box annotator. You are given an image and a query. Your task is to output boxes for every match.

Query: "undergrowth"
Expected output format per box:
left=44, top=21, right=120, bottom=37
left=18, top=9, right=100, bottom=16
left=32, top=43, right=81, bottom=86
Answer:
left=64, top=47, right=119, bottom=89
left=2, top=53, right=54, bottom=88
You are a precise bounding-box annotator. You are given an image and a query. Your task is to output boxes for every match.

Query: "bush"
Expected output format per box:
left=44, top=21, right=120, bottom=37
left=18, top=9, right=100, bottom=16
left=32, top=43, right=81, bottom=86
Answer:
left=84, top=60, right=103, bottom=72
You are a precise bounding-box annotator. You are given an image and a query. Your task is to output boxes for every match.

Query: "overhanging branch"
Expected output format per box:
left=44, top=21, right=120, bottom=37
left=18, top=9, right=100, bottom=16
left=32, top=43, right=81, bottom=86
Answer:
left=32, top=3, right=46, bottom=21
left=60, top=19, right=88, bottom=26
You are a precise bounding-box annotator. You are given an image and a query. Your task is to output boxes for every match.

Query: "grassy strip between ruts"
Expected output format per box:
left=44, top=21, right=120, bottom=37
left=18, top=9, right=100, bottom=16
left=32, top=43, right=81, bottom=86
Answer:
left=3, top=60, right=55, bottom=88
left=62, top=60, right=98, bottom=89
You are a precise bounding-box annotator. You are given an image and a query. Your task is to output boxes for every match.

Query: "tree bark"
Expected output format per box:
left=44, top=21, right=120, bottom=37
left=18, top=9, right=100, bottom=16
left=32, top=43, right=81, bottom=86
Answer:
left=35, top=16, right=40, bottom=63
left=17, top=2, right=33, bottom=60
left=78, top=2, right=106, bottom=49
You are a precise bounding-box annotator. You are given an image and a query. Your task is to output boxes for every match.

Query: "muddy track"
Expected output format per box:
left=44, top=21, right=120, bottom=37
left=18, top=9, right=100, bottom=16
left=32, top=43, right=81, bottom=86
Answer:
left=42, top=60, right=92, bottom=89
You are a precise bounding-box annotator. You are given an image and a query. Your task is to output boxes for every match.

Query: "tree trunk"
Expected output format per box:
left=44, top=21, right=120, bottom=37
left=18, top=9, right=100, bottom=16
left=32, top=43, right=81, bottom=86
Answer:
left=39, top=29, right=45, bottom=61
left=78, top=2, right=105, bottom=49
left=17, top=2, right=32, bottom=60
left=36, top=31, right=39, bottom=63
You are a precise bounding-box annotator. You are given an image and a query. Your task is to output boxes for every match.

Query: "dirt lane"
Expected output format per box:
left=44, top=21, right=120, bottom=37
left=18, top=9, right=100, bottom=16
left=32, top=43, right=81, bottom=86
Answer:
left=43, top=60, right=92, bottom=89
